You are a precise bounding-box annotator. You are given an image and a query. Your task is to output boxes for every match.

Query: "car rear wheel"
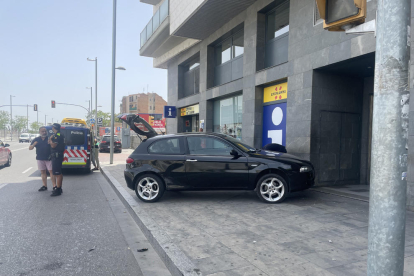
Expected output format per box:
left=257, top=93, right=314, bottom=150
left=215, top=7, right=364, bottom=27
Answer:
left=256, top=174, right=288, bottom=204
left=135, top=174, right=165, bottom=203
left=5, top=154, right=11, bottom=167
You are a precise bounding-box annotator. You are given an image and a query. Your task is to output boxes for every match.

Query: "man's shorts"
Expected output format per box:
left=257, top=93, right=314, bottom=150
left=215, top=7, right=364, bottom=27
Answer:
left=37, top=160, right=52, bottom=171
left=52, top=156, right=64, bottom=175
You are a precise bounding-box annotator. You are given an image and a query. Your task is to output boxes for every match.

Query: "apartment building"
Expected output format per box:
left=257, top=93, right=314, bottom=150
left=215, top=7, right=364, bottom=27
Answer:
left=139, top=0, right=414, bottom=210
left=120, top=92, right=167, bottom=114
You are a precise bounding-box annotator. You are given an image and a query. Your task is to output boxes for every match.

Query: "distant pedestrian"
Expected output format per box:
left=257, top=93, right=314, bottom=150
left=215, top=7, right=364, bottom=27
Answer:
left=29, top=127, right=56, bottom=191
left=92, top=138, right=100, bottom=171
left=49, top=123, right=65, bottom=196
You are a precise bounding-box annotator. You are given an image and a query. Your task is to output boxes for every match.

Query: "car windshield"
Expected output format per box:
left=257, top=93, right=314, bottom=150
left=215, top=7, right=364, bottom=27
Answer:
left=222, top=135, right=257, bottom=153
left=21, top=134, right=29, bottom=137
left=102, top=136, right=119, bottom=142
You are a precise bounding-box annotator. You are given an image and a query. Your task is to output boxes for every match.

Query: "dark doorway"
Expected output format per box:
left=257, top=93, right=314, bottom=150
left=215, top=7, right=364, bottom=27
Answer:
left=319, top=111, right=361, bottom=184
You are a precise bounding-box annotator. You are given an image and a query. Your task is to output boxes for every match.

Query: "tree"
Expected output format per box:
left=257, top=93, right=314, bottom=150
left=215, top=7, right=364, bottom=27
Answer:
left=86, top=110, right=112, bottom=127
left=12, top=116, right=28, bottom=133
left=0, top=111, right=10, bottom=130
left=30, top=121, right=43, bottom=133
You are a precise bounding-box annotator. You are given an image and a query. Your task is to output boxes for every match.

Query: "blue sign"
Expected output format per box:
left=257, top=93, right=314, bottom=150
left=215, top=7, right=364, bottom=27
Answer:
left=116, top=127, right=120, bottom=131
left=262, top=102, right=287, bottom=147
left=164, top=106, right=177, bottom=118
left=90, top=118, right=95, bottom=124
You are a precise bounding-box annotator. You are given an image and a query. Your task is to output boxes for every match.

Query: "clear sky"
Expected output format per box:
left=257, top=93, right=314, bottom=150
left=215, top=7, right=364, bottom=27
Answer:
left=0, top=0, right=167, bottom=126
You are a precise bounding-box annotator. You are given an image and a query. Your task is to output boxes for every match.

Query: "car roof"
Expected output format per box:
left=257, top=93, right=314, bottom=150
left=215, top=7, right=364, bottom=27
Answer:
left=146, top=132, right=227, bottom=141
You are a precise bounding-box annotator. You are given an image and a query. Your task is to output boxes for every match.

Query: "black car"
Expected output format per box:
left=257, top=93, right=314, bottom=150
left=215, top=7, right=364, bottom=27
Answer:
left=99, top=135, right=122, bottom=153
left=119, top=114, right=315, bottom=204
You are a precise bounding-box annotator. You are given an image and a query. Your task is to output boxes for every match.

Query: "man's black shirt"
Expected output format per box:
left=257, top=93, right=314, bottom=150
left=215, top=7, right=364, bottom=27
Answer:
left=31, top=136, right=51, bottom=160
left=51, top=132, right=65, bottom=154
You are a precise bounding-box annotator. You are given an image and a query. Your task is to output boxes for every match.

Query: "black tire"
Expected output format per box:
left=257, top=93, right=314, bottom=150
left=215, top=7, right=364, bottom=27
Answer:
left=135, top=174, right=165, bottom=203
left=5, top=154, right=11, bottom=167
left=256, top=173, right=288, bottom=204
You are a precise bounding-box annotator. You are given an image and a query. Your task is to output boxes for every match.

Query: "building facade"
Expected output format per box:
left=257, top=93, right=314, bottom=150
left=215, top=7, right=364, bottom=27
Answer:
left=120, top=92, right=167, bottom=114
left=139, top=0, right=414, bottom=211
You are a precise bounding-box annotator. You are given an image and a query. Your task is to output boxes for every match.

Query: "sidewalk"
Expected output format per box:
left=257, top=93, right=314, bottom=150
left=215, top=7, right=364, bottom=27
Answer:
left=101, top=164, right=414, bottom=276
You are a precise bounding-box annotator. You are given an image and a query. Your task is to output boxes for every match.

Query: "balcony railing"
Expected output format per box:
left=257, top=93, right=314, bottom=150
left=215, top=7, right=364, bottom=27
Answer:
left=140, top=0, right=169, bottom=48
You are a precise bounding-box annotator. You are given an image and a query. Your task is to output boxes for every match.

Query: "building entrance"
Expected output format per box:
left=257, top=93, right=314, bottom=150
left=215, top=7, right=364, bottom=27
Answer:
left=183, top=115, right=199, bottom=132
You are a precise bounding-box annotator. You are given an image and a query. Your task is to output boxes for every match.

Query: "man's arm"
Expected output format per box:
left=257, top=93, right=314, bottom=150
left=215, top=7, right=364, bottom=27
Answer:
left=29, top=138, right=37, bottom=150
left=49, top=135, right=58, bottom=149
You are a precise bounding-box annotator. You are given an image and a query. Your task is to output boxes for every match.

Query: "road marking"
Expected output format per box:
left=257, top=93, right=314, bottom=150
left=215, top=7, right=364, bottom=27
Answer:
left=0, top=183, right=8, bottom=190
left=11, top=147, right=30, bottom=152
left=22, top=167, right=33, bottom=174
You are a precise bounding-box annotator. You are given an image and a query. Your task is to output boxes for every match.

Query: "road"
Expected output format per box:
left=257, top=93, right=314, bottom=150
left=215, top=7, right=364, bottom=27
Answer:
left=0, top=141, right=169, bottom=276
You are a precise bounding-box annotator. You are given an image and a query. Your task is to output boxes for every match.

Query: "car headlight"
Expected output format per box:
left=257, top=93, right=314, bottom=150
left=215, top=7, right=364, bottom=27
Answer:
left=300, top=166, right=311, bottom=173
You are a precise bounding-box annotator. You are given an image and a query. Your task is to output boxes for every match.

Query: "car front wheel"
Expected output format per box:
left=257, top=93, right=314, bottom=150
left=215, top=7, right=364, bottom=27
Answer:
left=256, top=174, right=288, bottom=204
left=135, top=174, right=165, bottom=203
left=5, top=154, right=11, bottom=167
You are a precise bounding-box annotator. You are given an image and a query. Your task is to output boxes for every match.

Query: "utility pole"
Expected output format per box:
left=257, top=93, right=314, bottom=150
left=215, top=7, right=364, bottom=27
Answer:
left=367, top=0, right=410, bottom=275
left=95, top=58, right=98, bottom=138
left=10, top=95, right=12, bottom=141
left=26, top=104, right=29, bottom=132
left=110, top=0, right=117, bottom=165
left=45, top=115, right=47, bottom=125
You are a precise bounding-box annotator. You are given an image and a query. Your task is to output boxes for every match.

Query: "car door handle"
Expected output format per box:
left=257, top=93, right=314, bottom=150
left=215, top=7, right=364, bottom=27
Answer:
left=186, top=159, right=197, bottom=162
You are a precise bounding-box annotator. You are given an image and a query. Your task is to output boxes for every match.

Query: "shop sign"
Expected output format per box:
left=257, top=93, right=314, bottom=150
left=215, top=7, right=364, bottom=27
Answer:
left=263, top=82, right=288, bottom=103
left=181, top=104, right=199, bottom=116
left=262, top=102, right=287, bottom=147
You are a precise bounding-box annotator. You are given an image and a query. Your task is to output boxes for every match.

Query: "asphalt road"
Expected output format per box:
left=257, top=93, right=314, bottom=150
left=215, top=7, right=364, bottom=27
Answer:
left=0, top=141, right=150, bottom=276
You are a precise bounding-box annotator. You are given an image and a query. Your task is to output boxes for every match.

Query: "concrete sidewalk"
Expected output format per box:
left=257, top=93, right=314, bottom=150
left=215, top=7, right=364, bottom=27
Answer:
left=102, top=164, right=414, bottom=276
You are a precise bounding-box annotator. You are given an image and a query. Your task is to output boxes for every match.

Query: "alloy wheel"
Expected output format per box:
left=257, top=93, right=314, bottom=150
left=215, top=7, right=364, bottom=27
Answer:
left=259, top=177, right=285, bottom=202
left=137, top=177, right=159, bottom=200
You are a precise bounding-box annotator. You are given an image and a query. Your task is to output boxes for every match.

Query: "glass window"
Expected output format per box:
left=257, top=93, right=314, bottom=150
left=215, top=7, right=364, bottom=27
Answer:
left=221, top=38, right=232, bottom=64
left=266, top=1, right=290, bottom=41
left=187, top=137, right=233, bottom=156
left=233, top=31, right=244, bottom=58
left=189, top=62, right=200, bottom=71
left=213, top=95, right=243, bottom=139
left=148, top=138, right=181, bottom=154
left=63, top=130, right=85, bottom=146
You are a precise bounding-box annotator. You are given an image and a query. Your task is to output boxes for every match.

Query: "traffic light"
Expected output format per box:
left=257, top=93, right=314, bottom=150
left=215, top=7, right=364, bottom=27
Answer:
left=149, top=116, right=154, bottom=126
left=51, top=100, right=56, bottom=108
left=316, top=0, right=366, bottom=31
left=34, top=104, right=38, bottom=111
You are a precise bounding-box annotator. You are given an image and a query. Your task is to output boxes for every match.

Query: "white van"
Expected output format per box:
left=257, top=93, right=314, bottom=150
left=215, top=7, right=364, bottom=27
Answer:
left=19, top=133, right=31, bottom=143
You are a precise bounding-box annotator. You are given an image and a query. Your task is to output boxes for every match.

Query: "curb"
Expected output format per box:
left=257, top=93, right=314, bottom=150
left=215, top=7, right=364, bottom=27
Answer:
left=100, top=166, right=202, bottom=276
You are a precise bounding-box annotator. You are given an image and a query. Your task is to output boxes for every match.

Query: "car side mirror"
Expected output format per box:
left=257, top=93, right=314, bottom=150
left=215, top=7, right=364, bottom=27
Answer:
left=4, top=144, right=9, bottom=147
left=230, top=149, right=240, bottom=157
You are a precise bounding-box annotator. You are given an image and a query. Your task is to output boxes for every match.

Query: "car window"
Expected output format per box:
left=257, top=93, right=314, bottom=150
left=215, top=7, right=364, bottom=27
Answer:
left=21, top=134, right=29, bottom=137
left=102, top=136, right=119, bottom=142
left=148, top=138, right=181, bottom=154
left=187, top=136, right=233, bottom=156
left=62, top=129, right=85, bottom=146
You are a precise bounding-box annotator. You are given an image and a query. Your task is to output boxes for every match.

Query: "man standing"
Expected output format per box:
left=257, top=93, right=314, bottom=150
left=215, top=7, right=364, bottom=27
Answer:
left=49, top=123, right=65, bottom=196
left=92, top=138, right=100, bottom=171
left=29, top=127, right=56, bottom=191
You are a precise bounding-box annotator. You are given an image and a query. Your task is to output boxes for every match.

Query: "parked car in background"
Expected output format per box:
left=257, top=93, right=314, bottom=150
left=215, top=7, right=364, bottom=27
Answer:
left=19, top=133, right=31, bottom=143
left=119, top=114, right=315, bottom=204
left=99, top=135, right=122, bottom=153
left=0, top=140, right=12, bottom=167
left=30, top=134, right=37, bottom=141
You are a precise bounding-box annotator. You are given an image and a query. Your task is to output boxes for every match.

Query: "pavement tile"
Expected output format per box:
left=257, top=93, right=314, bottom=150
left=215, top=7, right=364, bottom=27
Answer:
left=280, top=237, right=336, bottom=255
left=326, top=261, right=367, bottom=276
left=405, top=256, right=414, bottom=273
left=269, top=262, right=336, bottom=276
left=205, top=265, right=267, bottom=276
left=202, top=223, right=247, bottom=237
left=216, top=231, right=263, bottom=248
left=246, top=225, right=306, bottom=244
left=406, top=245, right=414, bottom=257
left=194, top=253, right=249, bottom=275
left=316, top=235, right=368, bottom=253
left=312, top=213, right=350, bottom=223
left=174, top=233, right=233, bottom=260
left=301, top=248, right=361, bottom=269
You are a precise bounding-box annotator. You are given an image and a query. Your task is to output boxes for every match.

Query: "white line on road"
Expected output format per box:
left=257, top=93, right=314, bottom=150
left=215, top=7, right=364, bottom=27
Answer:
left=22, top=167, right=33, bottom=174
left=12, top=147, right=30, bottom=152
left=0, top=183, right=8, bottom=190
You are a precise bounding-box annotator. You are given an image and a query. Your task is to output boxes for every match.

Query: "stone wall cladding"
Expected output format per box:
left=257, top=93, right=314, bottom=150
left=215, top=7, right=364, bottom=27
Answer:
left=170, top=0, right=205, bottom=35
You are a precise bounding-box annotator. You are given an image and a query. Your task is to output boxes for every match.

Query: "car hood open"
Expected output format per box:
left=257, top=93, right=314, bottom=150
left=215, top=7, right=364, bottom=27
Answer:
left=117, top=113, right=158, bottom=139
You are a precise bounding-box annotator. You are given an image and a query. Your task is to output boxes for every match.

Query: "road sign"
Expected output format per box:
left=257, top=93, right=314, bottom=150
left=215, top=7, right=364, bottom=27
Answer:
left=97, top=117, right=103, bottom=126
left=90, top=118, right=95, bottom=124
left=164, top=106, right=177, bottom=118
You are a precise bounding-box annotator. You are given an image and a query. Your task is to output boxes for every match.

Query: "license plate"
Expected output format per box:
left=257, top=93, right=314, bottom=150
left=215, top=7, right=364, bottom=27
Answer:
left=68, top=158, right=84, bottom=163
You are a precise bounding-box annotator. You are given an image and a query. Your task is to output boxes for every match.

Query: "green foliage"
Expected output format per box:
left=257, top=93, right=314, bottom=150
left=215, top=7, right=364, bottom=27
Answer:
left=0, top=111, right=10, bottom=130
left=12, top=116, right=28, bottom=132
left=30, top=121, right=43, bottom=133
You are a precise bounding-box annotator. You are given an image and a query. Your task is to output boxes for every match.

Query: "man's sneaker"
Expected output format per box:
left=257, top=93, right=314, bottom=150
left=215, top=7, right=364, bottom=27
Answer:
left=38, top=186, right=47, bottom=192
left=51, top=187, right=62, bottom=196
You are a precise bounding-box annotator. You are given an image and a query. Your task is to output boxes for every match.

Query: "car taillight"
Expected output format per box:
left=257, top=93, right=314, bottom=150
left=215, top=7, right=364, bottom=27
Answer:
left=116, top=141, right=121, bottom=143
left=101, top=141, right=106, bottom=144
left=126, top=157, right=134, bottom=164
left=88, top=145, right=91, bottom=150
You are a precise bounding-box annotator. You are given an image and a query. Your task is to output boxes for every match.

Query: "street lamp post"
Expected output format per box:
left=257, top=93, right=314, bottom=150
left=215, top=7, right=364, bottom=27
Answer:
left=86, top=87, right=92, bottom=120
left=45, top=115, right=47, bottom=125
left=109, top=0, right=126, bottom=164
left=87, top=57, right=98, bottom=137
left=10, top=95, right=15, bottom=141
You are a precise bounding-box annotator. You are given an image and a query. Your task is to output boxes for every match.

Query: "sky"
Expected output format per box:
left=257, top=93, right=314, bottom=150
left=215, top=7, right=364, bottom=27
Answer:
left=0, top=0, right=167, bottom=126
